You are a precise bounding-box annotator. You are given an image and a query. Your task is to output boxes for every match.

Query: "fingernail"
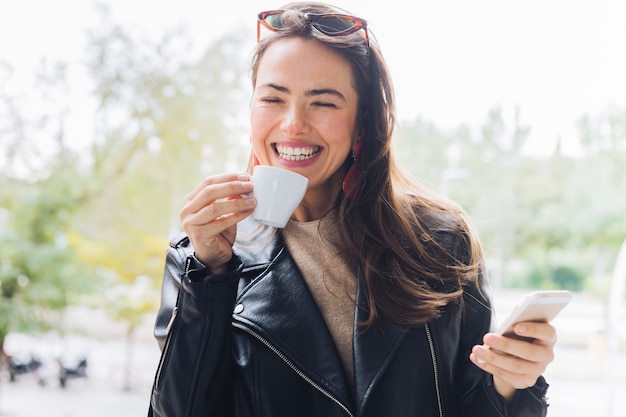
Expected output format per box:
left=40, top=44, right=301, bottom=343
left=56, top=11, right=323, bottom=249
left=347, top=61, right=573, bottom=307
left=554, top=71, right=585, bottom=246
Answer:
left=238, top=174, right=251, bottom=181
left=244, top=197, right=255, bottom=206
left=484, top=334, right=497, bottom=346
left=473, top=346, right=487, bottom=364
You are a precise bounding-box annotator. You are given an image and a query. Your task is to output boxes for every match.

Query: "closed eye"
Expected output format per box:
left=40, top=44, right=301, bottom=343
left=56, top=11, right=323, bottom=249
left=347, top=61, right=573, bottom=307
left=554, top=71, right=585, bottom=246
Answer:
left=313, top=101, right=338, bottom=108
left=260, top=97, right=283, bottom=104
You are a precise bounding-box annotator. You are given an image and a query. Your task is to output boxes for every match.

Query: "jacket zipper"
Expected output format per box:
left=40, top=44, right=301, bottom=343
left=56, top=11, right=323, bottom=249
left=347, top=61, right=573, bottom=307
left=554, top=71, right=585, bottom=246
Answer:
left=155, top=306, right=179, bottom=390
left=166, top=306, right=178, bottom=334
left=425, top=323, right=444, bottom=417
left=232, top=322, right=354, bottom=417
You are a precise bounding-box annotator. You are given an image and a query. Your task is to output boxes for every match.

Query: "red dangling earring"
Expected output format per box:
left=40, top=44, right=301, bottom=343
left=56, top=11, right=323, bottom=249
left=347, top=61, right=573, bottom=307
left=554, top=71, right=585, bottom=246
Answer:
left=342, top=141, right=363, bottom=200
left=253, top=154, right=260, bottom=167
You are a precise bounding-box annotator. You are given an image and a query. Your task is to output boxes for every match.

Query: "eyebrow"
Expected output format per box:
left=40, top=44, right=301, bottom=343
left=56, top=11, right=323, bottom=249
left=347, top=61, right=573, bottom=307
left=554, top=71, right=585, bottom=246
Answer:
left=262, top=83, right=347, bottom=101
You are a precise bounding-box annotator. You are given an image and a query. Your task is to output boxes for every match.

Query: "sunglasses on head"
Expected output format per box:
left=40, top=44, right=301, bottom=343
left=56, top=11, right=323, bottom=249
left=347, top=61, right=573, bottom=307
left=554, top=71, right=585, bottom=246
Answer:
left=257, top=9, right=369, bottom=49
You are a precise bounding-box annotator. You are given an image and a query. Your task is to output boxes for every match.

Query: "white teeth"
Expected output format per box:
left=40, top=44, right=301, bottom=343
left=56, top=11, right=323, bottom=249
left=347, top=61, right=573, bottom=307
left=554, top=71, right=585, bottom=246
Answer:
left=275, top=144, right=320, bottom=161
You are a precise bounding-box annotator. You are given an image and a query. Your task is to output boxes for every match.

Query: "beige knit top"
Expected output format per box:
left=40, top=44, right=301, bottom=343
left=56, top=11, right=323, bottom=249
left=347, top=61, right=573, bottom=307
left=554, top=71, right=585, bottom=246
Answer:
left=282, top=217, right=357, bottom=391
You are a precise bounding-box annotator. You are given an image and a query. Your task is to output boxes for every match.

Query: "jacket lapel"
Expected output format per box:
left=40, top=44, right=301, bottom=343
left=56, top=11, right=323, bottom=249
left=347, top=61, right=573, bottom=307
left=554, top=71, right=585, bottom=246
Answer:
left=232, top=225, right=353, bottom=408
left=353, top=282, right=408, bottom=414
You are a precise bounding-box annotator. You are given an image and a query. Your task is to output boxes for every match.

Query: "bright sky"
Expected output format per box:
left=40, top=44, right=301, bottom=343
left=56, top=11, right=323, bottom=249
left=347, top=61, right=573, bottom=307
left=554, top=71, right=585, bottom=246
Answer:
left=1, top=0, right=625, bottom=156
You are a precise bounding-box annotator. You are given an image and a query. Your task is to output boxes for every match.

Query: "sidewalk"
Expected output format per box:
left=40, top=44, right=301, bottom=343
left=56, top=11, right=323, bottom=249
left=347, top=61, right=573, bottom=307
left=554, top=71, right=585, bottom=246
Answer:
left=0, top=377, right=151, bottom=417
left=2, top=344, right=624, bottom=417
left=0, top=333, right=160, bottom=417
left=1, top=289, right=624, bottom=417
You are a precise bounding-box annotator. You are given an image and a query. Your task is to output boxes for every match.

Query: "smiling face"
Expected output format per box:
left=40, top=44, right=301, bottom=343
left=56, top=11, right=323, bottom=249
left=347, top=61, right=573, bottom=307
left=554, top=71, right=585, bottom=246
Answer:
left=250, top=37, right=360, bottom=214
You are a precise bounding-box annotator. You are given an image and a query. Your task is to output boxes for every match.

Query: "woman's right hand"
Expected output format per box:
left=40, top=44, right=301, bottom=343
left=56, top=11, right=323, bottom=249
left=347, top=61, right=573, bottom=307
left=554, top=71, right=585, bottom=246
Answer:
left=179, top=173, right=256, bottom=274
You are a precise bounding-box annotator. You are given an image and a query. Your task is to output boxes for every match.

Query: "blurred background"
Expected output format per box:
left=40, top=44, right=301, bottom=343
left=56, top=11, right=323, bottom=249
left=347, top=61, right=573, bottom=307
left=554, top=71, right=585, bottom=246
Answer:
left=1, top=0, right=625, bottom=416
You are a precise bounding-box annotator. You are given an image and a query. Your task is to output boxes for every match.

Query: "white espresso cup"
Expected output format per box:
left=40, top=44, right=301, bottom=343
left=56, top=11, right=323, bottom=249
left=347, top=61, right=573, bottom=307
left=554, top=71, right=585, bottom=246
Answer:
left=251, top=166, right=309, bottom=228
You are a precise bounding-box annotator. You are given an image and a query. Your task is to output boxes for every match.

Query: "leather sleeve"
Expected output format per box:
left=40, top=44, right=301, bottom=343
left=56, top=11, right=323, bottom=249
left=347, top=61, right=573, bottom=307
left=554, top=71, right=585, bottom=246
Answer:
left=457, top=275, right=548, bottom=417
left=446, top=231, right=549, bottom=417
left=153, top=235, right=189, bottom=351
left=149, top=234, right=243, bottom=417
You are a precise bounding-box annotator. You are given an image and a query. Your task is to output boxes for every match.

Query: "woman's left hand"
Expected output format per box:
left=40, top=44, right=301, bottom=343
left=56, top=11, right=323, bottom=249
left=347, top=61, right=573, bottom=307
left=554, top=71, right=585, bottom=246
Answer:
left=469, top=322, right=556, bottom=402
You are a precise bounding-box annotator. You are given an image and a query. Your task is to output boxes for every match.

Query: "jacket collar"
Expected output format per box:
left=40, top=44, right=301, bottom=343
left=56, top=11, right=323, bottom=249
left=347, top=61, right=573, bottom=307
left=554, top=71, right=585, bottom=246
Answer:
left=232, top=219, right=408, bottom=411
left=233, top=244, right=354, bottom=407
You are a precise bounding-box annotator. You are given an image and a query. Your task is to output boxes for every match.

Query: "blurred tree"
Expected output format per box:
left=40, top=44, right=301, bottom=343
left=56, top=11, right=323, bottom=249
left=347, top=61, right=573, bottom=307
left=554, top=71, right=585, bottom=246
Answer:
left=0, top=55, right=97, bottom=359
left=457, top=106, right=532, bottom=289
left=574, top=106, right=626, bottom=285
left=394, top=117, right=453, bottom=189
left=0, top=5, right=250, bottom=363
left=396, top=106, right=533, bottom=289
left=72, top=6, right=249, bottom=285
left=2, top=6, right=625, bottom=371
left=0, top=152, right=96, bottom=359
left=552, top=265, right=585, bottom=292
left=69, top=6, right=250, bottom=360
left=79, top=6, right=250, bottom=248
left=394, top=104, right=626, bottom=291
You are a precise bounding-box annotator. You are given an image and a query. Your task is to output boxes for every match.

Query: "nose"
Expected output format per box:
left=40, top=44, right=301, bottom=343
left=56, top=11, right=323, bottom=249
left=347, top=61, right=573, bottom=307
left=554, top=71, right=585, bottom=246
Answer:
left=280, top=103, right=309, bottom=136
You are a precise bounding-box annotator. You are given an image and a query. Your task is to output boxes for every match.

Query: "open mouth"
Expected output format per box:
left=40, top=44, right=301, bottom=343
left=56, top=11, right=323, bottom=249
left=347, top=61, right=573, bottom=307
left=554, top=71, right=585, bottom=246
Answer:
left=273, top=144, right=321, bottom=161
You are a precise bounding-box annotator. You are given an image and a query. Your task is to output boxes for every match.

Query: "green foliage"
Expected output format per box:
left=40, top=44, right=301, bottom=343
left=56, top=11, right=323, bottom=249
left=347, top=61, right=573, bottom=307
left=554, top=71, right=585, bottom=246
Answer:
left=510, top=263, right=586, bottom=292
left=0, top=7, right=250, bottom=348
left=68, top=11, right=251, bottom=329
left=77, top=10, right=250, bottom=243
left=395, top=105, right=626, bottom=293
left=552, top=266, right=585, bottom=292
left=0, top=160, right=96, bottom=341
left=1, top=5, right=625, bottom=350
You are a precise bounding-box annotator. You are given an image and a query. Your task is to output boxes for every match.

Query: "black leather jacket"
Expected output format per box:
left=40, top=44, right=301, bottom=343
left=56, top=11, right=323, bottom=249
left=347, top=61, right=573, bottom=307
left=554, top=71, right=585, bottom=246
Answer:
left=148, top=218, right=548, bottom=417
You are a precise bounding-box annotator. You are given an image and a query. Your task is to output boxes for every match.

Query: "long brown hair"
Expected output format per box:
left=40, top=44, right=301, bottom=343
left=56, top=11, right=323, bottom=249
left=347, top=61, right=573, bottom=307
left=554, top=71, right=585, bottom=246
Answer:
left=250, top=2, right=483, bottom=328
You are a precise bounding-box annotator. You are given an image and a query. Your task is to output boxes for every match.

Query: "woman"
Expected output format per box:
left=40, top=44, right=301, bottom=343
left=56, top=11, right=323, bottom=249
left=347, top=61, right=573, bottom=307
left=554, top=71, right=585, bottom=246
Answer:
left=149, top=2, right=555, bottom=416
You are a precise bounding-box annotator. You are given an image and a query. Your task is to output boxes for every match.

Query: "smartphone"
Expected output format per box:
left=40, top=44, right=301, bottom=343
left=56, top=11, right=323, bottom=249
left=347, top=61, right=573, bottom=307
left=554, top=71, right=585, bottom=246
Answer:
left=496, top=290, right=573, bottom=339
